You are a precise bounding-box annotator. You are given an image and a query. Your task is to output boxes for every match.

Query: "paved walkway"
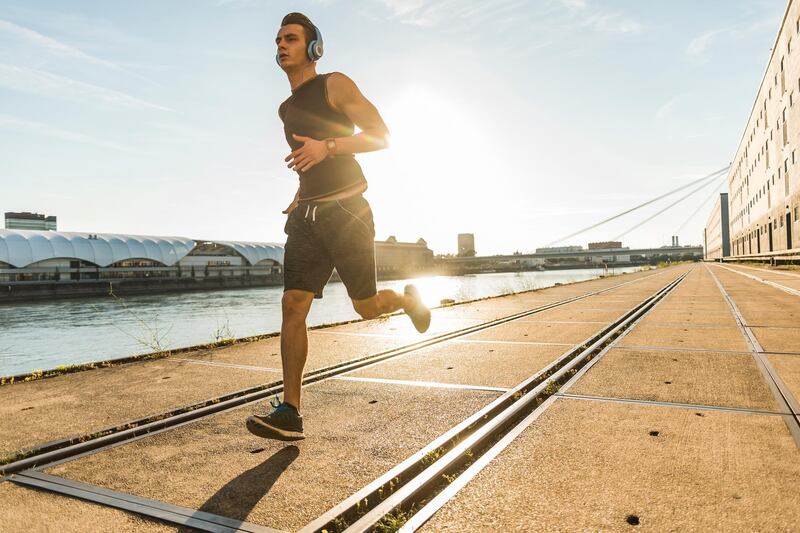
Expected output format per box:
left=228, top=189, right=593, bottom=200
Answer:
left=2, top=264, right=798, bottom=532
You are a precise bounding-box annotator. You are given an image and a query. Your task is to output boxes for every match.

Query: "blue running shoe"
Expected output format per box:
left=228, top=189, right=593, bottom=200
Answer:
left=246, top=398, right=304, bottom=441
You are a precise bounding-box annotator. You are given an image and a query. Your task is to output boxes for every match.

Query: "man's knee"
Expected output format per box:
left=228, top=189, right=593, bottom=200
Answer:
left=282, top=290, right=313, bottom=320
left=352, top=297, right=380, bottom=320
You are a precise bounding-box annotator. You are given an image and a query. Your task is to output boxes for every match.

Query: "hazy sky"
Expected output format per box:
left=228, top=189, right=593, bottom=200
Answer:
left=0, top=0, right=787, bottom=254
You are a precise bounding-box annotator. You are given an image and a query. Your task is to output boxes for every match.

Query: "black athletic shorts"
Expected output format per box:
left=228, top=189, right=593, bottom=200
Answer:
left=283, top=194, right=377, bottom=300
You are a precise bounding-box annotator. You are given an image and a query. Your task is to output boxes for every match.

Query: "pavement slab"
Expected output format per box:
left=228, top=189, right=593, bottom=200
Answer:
left=617, top=324, right=749, bottom=352
left=0, top=358, right=282, bottom=457
left=421, top=397, right=800, bottom=533
left=0, top=481, right=172, bottom=533
left=642, top=308, right=737, bottom=327
left=346, top=341, right=568, bottom=389
left=768, top=354, right=800, bottom=409
left=750, top=327, right=800, bottom=354
left=463, top=321, right=604, bottom=345
left=46, top=380, right=499, bottom=532
left=515, top=306, right=622, bottom=323
left=569, top=348, right=779, bottom=411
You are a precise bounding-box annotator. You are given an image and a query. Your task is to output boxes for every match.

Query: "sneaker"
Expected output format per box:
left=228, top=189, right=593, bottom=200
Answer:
left=246, top=399, right=305, bottom=441
left=404, top=284, right=431, bottom=333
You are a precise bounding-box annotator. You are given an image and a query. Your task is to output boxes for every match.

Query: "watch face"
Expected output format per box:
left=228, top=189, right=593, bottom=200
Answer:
left=327, top=139, right=336, bottom=153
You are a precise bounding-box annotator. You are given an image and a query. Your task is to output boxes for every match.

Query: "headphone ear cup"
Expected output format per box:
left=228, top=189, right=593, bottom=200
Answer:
left=307, top=40, right=317, bottom=61
left=276, top=53, right=282, bottom=66
left=313, top=41, right=324, bottom=61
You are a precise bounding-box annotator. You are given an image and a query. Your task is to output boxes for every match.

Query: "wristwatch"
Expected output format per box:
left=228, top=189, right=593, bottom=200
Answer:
left=326, top=138, right=337, bottom=156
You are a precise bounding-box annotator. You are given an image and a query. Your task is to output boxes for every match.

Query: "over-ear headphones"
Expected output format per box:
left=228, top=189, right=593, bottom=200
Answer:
left=276, top=23, right=324, bottom=66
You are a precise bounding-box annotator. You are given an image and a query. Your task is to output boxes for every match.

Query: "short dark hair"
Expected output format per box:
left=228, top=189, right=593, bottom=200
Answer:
left=281, top=12, right=316, bottom=46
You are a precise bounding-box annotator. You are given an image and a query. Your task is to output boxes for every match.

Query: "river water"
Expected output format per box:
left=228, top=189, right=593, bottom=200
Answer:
left=0, top=267, right=644, bottom=376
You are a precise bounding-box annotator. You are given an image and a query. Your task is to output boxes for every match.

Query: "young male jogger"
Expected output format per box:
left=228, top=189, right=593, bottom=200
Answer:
left=246, top=13, right=431, bottom=441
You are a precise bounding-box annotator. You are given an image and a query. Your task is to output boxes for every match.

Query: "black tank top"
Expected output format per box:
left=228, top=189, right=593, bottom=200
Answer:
left=279, top=73, right=367, bottom=201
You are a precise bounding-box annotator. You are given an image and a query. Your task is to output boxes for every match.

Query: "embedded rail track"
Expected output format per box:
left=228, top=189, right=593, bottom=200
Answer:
left=1, top=268, right=674, bottom=477
left=302, top=270, right=690, bottom=533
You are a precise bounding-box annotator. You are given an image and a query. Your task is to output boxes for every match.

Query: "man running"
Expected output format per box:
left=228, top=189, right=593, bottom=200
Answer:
left=246, top=12, right=431, bottom=441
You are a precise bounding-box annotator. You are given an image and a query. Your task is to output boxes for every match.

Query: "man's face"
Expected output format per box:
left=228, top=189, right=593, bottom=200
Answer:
left=276, top=24, right=309, bottom=69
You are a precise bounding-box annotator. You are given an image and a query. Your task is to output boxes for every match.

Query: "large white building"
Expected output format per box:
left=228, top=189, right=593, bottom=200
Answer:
left=726, top=0, right=800, bottom=257
left=0, top=229, right=284, bottom=283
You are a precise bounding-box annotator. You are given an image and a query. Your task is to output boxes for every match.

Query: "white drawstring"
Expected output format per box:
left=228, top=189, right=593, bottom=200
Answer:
left=305, top=205, right=310, bottom=219
left=312, top=205, right=318, bottom=222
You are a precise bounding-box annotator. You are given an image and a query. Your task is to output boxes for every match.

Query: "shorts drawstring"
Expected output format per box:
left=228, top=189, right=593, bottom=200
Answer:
left=303, top=204, right=319, bottom=223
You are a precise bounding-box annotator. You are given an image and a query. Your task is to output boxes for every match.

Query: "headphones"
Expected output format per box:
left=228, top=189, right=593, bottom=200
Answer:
left=276, top=23, right=324, bottom=66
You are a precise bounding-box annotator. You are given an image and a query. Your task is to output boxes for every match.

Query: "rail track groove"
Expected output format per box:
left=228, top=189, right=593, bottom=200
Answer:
left=303, top=270, right=689, bottom=533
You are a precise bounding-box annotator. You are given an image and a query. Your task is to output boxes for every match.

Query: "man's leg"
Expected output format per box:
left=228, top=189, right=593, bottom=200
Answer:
left=281, top=289, right=315, bottom=410
left=352, top=286, right=431, bottom=332
left=352, top=289, right=410, bottom=319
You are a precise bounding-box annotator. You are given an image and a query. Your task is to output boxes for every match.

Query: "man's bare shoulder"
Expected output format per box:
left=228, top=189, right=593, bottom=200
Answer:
left=326, top=72, right=362, bottom=103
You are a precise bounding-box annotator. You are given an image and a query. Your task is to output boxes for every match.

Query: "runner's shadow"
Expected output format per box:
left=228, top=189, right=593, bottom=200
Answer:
left=178, top=445, right=300, bottom=531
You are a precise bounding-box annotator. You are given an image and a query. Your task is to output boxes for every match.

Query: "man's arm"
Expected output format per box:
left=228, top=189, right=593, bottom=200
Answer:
left=325, top=72, right=389, bottom=154
left=286, top=73, right=389, bottom=172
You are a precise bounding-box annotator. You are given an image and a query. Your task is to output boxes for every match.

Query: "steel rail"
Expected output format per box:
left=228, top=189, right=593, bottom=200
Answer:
left=301, top=269, right=689, bottom=533
left=706, top=264, right=800, bottom=446
left=1, top=268, right=671, bottom=476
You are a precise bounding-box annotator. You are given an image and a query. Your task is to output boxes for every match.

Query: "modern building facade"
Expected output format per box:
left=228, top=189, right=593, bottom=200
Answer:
left=5, top=212, right=57, bottom=231
left=704, top=193, right=731, bottom=260
left=726, top=0, right=800, bottom=257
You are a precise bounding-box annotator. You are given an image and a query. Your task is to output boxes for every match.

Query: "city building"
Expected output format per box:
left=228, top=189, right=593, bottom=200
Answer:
left=588, top=241, right=622, bottom=250
left=5, top=212, right=57, bottom=231
left=457, top=233, right=475, bottom=256
left=376, top=236, right=434, bottom=276
left=535, top=245, right=584, bottom=254
left=704, top=193, right=731, bottom=260
left=725, top=0, right=800, bottom=256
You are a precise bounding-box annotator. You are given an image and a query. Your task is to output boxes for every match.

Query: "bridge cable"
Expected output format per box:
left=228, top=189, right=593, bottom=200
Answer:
left=672, top=177, right=727, bottom=236
left=545, top=165, right=730, bottom=246
left=613, top=173, right=727, bottom=241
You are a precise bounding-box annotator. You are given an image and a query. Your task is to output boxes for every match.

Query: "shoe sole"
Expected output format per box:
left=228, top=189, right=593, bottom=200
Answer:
left=246, top=416, right=305, bottom=441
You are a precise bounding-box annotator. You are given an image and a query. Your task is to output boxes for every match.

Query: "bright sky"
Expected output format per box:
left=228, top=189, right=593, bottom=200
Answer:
left=0, top=0, right=787, bottom=255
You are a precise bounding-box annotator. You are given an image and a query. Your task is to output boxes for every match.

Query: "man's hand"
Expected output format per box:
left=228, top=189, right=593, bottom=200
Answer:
left=286, top=134, right=328, bottom=173
left=282, top=199, right=299, bottom=215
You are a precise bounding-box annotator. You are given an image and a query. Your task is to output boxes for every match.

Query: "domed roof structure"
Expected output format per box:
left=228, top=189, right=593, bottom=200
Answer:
left=207, top=240, right=285, bottom=266
left=0, top=229, right=196, bottom=268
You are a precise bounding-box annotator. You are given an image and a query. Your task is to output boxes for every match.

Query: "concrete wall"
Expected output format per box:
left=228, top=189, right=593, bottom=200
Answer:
left=726, top=0, right=800, bottom=256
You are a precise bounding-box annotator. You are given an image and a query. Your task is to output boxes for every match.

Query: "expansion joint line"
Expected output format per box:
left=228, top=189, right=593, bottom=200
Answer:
left=1, top=268, right=670, bottom=478
left=301, top=268, right=690, bottom=533
left=706, top=264, right=800, bottom=446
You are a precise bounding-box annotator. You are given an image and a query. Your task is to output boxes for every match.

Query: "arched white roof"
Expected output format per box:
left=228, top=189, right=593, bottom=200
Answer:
left=0, top=230, right=196, bottom=268
left=207, top=240, right=285, bottom=266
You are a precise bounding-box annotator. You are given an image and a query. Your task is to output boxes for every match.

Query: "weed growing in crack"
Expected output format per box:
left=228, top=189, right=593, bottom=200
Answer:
left=421, top=447, right=446, bottom=467
left=373, top=506, right=417, bottom=533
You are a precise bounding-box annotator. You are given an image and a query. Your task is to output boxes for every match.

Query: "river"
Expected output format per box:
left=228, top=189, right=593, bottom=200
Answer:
left=0, top=267, right=645, bottom=376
